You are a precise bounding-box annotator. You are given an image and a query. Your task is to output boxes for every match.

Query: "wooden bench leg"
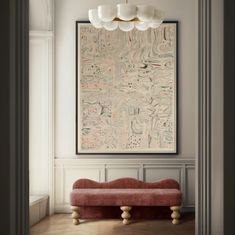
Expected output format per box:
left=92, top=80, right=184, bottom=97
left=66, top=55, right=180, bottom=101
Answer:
left=170, top=206, right=181, bottom=225
left=71, top=206, right=80, bottom=225
left=120, top=206, right=132, bottom=225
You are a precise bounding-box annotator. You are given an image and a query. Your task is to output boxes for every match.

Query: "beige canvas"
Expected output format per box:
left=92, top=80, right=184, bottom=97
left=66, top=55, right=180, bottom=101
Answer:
left=76, top=22, right=177, bottom=153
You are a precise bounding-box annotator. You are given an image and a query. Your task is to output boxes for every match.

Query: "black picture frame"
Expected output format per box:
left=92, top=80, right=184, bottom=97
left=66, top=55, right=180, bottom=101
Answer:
left=75, top=21, right=179, bottom=155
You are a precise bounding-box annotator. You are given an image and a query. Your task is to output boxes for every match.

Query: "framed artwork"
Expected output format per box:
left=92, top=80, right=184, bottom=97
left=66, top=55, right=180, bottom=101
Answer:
left=76, top=21, right=178, bottom=154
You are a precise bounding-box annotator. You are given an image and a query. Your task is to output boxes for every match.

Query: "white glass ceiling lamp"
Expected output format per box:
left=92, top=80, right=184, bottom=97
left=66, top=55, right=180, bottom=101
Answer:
left=103, top=21, right=119, bottom=31
left=88, top=0, right=165, bottom=31
left=98, top=5, right=116, bottom=22
left=135, top=21, right=149, bottom=31
left=88, top=9, right=103, bottom=28
left=117, top=4, right=136, bottom=21
left=119, top=21, right=135, bottom=31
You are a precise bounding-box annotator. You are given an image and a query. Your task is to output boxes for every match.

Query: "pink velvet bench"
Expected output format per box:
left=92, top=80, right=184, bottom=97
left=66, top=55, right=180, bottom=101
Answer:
left=70, top=178, right=182, bottom=225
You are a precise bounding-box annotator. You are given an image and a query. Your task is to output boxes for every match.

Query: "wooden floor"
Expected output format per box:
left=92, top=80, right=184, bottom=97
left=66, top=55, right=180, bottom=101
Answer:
left=30, top=213, right=195, bottom=235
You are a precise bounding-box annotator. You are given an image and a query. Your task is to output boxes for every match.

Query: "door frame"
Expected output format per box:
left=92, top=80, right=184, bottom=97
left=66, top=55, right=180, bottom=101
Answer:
left=196, top=0, right=223, bottom=234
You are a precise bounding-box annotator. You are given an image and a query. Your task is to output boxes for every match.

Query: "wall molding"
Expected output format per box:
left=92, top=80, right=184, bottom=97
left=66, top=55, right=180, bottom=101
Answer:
left=29, top=30, right=53, bottom=37
left=29, top=30, right=55, bottom=215
left=54, top=158, right=195, bottom=213
left=54, top=158, right=195, bottom=165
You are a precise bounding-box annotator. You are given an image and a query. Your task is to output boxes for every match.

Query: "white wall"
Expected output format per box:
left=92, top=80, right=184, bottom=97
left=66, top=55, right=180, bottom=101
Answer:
left=55, top=0, right=196, bottom=159
left=29, top=0, right=197, bottom=213
left=29, top=32, right=52, bottom=195
left=29, top=0, right=54, bottom=214
left=30, top=0, right=53, bottom=31
left=54, top=0, right=197, bottom=212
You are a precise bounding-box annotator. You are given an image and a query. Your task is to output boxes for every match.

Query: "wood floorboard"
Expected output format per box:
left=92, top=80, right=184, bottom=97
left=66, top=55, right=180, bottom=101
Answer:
left=30, top=213, right=195, bottom=235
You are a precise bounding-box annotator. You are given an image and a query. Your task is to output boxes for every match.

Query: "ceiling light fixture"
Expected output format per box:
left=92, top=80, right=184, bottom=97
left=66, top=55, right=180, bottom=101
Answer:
left=88, top=0, right=165, bottom=31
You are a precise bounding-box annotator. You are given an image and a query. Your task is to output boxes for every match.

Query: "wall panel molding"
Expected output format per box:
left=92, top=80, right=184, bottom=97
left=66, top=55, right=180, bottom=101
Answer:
left=54, top=158, right=195, bottom=213
left=29, top=30, right=55, bottom=214
left=54, top=158, right=195, bottom=165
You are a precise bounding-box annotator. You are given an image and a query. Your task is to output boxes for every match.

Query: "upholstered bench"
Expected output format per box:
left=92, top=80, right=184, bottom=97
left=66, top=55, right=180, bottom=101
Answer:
left=70, top=178, right=182, bottom=225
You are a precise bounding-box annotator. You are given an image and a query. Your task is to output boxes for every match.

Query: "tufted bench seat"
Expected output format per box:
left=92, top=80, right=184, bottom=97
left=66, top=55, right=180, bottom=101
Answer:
left=70, top=178, right=182, bottom=225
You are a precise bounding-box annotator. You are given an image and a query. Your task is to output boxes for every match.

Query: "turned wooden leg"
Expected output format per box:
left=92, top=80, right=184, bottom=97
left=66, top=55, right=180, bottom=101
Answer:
left=120, top=206, right=132, bottom=225
left=71, top=206, right=80, bottom=225
left=170, top=206, right=181, bottom=225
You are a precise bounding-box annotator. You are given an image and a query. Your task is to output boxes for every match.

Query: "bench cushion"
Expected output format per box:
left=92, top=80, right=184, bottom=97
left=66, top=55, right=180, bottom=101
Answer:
left=70, top=188, right=182, bottom=206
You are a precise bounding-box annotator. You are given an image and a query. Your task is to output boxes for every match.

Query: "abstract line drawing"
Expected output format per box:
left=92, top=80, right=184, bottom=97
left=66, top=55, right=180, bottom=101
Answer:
left=76, top=22, right=178, bottom=154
